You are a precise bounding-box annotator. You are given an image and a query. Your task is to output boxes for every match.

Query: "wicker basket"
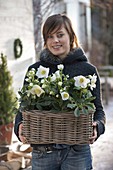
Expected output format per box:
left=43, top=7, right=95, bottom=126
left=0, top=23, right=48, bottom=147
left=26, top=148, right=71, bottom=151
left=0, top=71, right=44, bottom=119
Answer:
left=22, top=110, right=93, bottom=145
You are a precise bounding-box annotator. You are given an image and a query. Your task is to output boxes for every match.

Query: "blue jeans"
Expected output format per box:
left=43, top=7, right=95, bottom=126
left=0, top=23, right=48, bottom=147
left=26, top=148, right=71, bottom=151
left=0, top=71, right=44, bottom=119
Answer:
left=32, top=145, right=92, bottom=170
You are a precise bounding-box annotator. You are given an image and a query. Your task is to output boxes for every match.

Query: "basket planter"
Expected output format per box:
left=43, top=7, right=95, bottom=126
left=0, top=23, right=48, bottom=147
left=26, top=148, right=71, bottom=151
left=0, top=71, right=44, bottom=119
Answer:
left=22, top=110, right=93, bottom=145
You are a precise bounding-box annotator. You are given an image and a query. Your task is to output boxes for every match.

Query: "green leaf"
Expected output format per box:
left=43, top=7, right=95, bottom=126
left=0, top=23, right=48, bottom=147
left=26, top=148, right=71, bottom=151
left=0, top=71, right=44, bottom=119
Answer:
left=87, top=105, right=95, bottom=112
left=74, top=107, right=80, bottom=117
left=39, top=101, right=51, bottom=106
left=87, top=103, right=95, bottom=108
left=36, top=103, right=43, bottom=110
left=67, top=103, right=76, bottom=109
left=82, top=107, right=88, bottom=115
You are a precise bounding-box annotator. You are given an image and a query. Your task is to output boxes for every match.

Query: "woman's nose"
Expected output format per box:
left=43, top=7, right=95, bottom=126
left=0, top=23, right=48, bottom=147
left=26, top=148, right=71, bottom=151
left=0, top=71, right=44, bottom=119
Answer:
left=53, top=36, right=59, bottom=42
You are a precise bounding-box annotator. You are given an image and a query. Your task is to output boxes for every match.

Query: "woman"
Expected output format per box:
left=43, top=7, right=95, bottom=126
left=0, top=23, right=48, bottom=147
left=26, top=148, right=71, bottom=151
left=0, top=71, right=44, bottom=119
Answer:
left=14, top=14, right=106, bottom=170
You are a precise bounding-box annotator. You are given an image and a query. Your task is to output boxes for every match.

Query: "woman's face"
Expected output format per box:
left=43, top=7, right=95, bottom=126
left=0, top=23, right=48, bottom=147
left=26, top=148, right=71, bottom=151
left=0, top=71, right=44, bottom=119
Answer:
left=46, top=26, right=70, bottom=60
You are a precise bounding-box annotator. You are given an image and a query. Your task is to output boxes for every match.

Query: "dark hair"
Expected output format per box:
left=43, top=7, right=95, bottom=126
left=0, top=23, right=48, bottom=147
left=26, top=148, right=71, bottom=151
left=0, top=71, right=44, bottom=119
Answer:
left=42, top=14, right=79, bottom=50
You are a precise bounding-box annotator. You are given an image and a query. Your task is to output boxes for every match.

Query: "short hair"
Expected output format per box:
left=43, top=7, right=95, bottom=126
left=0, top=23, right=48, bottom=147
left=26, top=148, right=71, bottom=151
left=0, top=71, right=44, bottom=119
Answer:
left=42, top=14, right=79, bottom=50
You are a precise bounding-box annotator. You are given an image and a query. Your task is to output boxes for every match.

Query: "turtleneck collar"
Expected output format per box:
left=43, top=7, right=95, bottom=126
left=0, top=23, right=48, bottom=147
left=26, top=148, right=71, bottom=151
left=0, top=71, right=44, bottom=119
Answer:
left=40, top=47, right=88, bottom=65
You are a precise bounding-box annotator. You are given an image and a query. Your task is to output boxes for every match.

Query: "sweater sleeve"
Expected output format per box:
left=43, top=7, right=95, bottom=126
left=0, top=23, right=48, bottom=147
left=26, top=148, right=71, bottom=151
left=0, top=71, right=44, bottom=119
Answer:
left=92, top=68, right=106, bottom=139
left=14, top=70, right=29, bottom=141
left=14, top=109, right=23, bottom=141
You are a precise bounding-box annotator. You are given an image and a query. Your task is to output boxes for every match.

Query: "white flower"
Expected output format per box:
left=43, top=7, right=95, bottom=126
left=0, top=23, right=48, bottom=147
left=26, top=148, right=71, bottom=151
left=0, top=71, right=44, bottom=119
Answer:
left=27, top=70, right=35, bottom=76
left=25, top=78, right=29, bottom=82
left=42, top=84, right=47, bottom=88
left=63, top=86, right=67, bottom=91
left=90, top=74, right=97, bottom=84
left=31, top=68, right=35, bottom=71
left=28, top=76, right=32, bottom=80
left=41, top=79, right=45, bottom=83
left=36, top=65, right=49, bottom=78
left=55, top=70, right=60, bottom=78
left=58, top=81, right=62, bottom=86
left=57, top=64, right=64, bottom=70
left=29, top=85, right=44, bottom=97
left=51, top=74, right=57, bottom=81
left=50, top=91, right=54, bottom=95
left=26, top=92, right=30, bottom=97
left=34, top=79, right=39, bottom=83
left=60, top=89, right=63, bottom=93
left=29, top=83, right=33, bottom=86
left=74, top=76, right=90, bottom=88
left=89, top=74, right=97, bottom=90
left=56, top=94, right=59, bottom=98
left=61, top=92, right=69, bottom=101
left=19, top=64, right=97, bottom=114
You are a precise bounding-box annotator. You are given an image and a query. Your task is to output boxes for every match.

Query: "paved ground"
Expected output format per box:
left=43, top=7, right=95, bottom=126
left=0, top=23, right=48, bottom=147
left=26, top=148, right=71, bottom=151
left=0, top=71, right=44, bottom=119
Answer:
left=91, top=97, right=113, bottom=170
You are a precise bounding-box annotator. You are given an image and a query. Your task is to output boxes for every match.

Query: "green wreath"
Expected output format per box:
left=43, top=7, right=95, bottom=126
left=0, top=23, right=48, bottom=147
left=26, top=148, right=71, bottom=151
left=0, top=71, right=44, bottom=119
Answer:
left=14, top=38, right=23, bottom=59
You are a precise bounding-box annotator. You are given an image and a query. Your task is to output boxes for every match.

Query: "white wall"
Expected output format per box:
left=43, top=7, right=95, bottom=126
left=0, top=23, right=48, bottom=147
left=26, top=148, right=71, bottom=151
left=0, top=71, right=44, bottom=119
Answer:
left=64, top=0, right=80, bottom=40
left=64, top=0, right=92, bottom=52
left=0, top=0, right=35, bottom=93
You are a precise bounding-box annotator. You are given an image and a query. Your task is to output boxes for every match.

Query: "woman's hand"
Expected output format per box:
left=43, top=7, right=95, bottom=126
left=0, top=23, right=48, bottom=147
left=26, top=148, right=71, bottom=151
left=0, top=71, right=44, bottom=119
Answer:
left=19, top=123, right=27, bottom=143
left=89, top=122, right=97, bottom=144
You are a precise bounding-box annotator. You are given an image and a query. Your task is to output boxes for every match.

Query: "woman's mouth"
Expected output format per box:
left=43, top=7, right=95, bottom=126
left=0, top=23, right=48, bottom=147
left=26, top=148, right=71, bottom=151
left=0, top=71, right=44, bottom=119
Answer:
left=52, top=45, right=62, bottom=49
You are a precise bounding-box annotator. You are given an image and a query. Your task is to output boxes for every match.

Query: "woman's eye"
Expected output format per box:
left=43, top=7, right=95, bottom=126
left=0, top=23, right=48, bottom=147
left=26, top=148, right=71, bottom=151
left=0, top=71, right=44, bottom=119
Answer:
left=57, top=34, right=64, bottom=38
left=47, top=35, right=53, bottom=39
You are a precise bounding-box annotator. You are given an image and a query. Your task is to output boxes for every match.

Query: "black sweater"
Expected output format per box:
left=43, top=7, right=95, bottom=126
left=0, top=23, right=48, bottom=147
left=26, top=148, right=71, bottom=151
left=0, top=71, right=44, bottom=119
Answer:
left=14, top=48, right=106, bottom=146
